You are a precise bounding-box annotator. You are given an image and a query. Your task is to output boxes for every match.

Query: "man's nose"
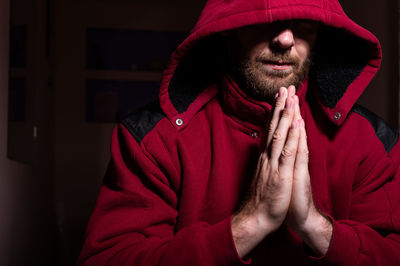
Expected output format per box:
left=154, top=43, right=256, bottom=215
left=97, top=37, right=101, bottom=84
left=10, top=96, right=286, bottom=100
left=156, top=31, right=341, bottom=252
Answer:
left=272, top=29, right=295, bottom=50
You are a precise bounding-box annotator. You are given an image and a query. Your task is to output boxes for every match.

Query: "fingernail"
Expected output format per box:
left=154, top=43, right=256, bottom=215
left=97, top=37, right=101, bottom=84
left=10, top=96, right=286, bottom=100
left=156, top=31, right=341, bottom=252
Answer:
left=275, top=92, right=279, bottom=99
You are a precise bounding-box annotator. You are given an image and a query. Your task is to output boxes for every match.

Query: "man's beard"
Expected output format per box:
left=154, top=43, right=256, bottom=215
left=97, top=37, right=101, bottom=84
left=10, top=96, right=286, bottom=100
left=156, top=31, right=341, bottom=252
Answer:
left=234, top=52, right=312, bottom=102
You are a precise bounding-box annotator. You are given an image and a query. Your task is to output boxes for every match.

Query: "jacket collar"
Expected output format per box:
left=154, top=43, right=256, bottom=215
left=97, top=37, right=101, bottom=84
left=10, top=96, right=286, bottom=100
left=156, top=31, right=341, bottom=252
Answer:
left=218, top=74, right=309, bottom=130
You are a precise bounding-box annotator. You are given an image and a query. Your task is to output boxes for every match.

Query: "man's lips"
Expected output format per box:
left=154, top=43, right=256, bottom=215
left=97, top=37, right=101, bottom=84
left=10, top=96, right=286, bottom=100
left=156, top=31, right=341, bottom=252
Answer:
left=262, top=60, right=294, bottom=71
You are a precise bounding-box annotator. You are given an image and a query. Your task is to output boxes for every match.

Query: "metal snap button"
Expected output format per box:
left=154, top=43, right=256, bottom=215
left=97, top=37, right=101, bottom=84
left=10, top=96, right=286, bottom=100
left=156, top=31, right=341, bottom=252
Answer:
left=175, top=118, right=183, bottom=126
left=251, top=132, right=259, bottom=139
left=333, top=112, right=341, bottom=120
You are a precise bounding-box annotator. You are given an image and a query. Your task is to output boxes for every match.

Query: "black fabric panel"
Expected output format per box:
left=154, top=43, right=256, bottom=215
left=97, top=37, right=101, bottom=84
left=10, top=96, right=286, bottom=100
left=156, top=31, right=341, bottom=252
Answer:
left=310, top=26, right=369, bottom=108
left=352, top=104, right=399, bottom=153
left=169, top=35, right=224, bottom=113
left=121, top=101, right=165, bottom=143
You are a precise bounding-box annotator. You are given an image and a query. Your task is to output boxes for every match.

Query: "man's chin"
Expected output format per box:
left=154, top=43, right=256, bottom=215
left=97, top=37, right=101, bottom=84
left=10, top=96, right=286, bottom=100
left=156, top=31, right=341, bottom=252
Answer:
left=260, top=75, right=297, bottom=90
left=250, top=75, right=304, bottom=100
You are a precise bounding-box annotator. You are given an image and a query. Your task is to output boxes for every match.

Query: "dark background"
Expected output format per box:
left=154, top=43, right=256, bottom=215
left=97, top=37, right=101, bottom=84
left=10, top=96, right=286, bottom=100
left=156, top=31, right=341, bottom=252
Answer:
left=0, top=0, right=398, bottom=265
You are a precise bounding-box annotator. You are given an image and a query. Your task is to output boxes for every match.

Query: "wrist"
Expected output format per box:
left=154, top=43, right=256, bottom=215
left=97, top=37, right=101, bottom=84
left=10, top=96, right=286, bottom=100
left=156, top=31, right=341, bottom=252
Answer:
left=231, top=207, right=275, bottom=258
left=232, top=208, right=272, bottom=238
left=296, top=212, right=333, bottom=256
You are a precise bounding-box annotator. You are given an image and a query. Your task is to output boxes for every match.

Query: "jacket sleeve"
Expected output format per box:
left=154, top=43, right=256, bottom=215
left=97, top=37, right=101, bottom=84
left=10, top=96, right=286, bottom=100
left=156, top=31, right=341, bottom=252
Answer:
left=311, top=135, right=400, bottom=265
left=78, top=124, right=248, bottom=266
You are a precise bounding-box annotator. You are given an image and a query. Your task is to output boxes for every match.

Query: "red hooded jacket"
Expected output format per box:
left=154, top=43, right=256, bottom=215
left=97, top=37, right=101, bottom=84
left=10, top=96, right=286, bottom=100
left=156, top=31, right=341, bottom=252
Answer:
left=79, top=0, right=400, bottom=265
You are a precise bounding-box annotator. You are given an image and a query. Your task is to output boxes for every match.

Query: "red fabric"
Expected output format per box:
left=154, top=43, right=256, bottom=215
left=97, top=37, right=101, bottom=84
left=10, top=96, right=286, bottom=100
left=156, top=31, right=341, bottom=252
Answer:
left=79, top=0, right=400, bottom=265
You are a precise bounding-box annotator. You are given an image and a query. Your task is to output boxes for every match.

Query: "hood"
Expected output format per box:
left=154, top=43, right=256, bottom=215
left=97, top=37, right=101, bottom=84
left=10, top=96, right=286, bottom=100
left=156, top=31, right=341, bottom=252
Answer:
left=158, top=0, right=382, bottom=129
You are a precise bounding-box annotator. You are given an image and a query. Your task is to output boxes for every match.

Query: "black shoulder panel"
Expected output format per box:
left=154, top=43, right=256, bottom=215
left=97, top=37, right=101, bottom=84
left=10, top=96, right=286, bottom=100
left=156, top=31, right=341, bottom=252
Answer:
left=121, top=102, right=165, bottom=143
left=352, top=104, right=399, bottom=153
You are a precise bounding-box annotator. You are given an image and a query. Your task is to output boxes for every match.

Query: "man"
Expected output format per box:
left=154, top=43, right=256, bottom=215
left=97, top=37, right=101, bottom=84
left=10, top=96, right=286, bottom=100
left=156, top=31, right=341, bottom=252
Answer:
left=79, top=0, right=400, bottom=265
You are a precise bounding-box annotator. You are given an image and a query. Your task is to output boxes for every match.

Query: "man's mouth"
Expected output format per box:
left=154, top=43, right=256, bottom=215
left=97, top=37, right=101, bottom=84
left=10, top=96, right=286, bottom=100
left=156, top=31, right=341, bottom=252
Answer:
left=261, top=60, right=294, bottom=71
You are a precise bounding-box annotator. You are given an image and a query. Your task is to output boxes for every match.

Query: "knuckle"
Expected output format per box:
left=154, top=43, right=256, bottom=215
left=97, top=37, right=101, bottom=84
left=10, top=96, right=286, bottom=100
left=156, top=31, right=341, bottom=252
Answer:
left=261, top=152, right=268, bottom=161
left=289, top=125, right=299, bottom=136
left=268, top=122, right=276, bottom=133
left=302, top=147, right=309, bottom=155
left=259, top=151, right=268, bottom=161
left=281, top=147, right=295, bottom=159
left=272, top=131, right=283, bottom=142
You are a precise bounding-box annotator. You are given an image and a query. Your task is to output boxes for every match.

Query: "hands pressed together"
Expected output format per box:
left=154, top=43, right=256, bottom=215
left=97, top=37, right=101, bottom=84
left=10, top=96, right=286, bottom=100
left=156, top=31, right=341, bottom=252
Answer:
left=232, top=86, right=332, bottom=258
